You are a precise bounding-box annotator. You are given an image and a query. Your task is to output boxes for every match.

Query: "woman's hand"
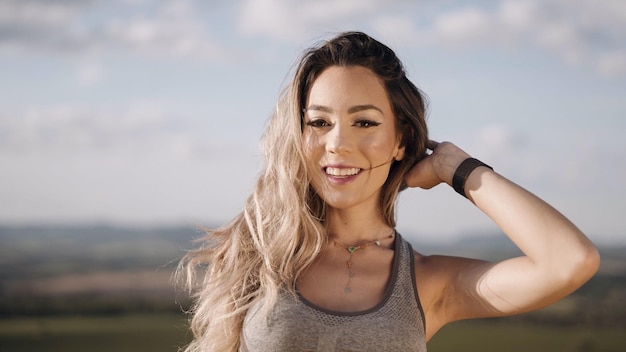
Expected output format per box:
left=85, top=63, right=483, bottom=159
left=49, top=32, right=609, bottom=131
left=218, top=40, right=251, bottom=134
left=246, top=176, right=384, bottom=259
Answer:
left=404, top=140, right=471, bottom=189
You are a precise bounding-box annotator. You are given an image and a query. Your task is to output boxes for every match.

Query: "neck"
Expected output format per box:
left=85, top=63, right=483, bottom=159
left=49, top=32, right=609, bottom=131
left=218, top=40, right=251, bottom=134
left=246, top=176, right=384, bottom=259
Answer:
left=326, top=204, right=393, bottom=246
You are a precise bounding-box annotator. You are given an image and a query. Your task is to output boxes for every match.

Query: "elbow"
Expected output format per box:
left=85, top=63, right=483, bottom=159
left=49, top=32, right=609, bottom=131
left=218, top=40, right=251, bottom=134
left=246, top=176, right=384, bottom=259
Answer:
left=580, top=244, right=601, bottom=281
left=561, top=242, right=601, bottom=291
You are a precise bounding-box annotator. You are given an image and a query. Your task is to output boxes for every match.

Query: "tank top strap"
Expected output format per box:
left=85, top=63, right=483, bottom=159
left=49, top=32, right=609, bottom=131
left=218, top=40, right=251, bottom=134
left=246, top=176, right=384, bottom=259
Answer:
left=393, top=232, right=426, bottom=331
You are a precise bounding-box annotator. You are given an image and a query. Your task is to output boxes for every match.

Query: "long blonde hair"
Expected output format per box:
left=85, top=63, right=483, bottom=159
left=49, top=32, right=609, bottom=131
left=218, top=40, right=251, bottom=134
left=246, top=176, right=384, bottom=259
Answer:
left=177, top=31, right=429, bottom=351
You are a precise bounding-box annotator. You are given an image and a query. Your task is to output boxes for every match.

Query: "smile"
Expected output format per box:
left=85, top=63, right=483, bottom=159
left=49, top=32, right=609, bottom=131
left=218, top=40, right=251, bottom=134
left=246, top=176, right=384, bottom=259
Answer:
left=325, top=167, right=361, bottom=177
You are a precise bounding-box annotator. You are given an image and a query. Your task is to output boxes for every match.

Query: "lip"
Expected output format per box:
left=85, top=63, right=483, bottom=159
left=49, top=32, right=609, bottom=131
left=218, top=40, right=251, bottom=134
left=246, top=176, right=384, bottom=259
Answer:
left=322, top=164, right=363, bottom=185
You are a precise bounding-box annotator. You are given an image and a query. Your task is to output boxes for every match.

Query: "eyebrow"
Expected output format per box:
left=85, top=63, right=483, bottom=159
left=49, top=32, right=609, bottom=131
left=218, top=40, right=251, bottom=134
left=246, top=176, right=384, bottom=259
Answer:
left=306, top=104, right=383, bottom=114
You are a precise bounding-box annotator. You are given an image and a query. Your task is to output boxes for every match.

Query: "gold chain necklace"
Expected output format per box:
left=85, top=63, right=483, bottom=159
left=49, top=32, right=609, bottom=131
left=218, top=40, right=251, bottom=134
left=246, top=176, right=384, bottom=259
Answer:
left=333, top=230, right=395, bottom=294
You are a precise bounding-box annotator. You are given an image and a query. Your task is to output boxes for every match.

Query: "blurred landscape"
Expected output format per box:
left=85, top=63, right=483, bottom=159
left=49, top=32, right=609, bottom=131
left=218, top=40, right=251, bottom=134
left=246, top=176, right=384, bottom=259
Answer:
left=0, top=224, right=624, bottom=352
left=0, top=224, right=192, bottom=317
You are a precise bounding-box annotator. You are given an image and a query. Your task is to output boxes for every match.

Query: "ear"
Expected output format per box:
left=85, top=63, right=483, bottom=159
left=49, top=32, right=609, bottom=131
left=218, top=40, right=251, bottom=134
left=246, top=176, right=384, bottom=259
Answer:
left=394, top=142, right=406, bottom=161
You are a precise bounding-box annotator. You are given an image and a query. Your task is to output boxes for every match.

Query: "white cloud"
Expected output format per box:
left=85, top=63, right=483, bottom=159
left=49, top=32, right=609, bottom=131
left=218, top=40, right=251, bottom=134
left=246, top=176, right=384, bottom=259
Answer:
left=75, top=62, right=105, bottom=86
left=234, top=0, right=626, bottom=76
left=102, top=16, right=224, bottom=59
left=422, top=0, right=626, bottom=76
left=597, top=50, right=626, bottom=76
left=3, top=0, right=623, bottom=75
left=0, top=0, right=89, bottom=52
left=0, top=101, right=262, bottom=167
left=237, top=0, right=391, bottom=41
left=103, top=0, right=228, bottom=60
left=0, top=0, right=80, bottom=27
left=476, top=124, right=526, bottom=153
left=0, top=0, right=230, bottom=60
left=1, top=103, right=171, bottom=152
left=433, top=7, right=494, bottom=46
left=370, top=15, right=422, bottom=46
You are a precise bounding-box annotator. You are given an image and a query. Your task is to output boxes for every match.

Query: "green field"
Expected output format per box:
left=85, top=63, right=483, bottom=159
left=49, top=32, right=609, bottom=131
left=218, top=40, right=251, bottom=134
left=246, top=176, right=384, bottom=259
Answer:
left=0, top=314, right=190, bottom=352
left=0, top=314, right=623, bottom=352
left=429, top=320, right=624, bottom=352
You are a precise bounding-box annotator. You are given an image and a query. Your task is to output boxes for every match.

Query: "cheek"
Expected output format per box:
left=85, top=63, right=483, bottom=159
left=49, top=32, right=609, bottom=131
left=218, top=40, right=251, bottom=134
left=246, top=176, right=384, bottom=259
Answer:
left=359, top=132, right=397, bottom=157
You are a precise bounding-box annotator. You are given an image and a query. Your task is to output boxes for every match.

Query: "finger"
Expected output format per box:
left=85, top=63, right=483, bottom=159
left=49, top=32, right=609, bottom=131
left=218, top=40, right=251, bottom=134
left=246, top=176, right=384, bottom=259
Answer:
left=427, top=140, right=439, bottom=153
left=404, top=154, right=435, bottom=188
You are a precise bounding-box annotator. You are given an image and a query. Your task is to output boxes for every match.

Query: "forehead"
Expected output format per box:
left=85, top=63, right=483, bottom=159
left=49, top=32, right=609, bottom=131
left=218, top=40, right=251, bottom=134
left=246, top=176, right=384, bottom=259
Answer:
left=306, top=65, right=392, bottom=114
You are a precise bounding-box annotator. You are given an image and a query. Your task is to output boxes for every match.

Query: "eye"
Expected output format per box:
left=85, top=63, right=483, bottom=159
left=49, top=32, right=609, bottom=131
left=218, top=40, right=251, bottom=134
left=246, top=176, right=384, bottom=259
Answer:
left=305, top=119, right=331, bottom=128
left=354, top=119, right=380, bottom=128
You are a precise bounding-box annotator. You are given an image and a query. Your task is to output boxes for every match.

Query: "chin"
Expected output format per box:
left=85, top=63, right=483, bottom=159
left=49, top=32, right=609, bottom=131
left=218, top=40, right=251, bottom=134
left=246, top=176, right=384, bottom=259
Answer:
left=322, top=194, right=379, bottom=212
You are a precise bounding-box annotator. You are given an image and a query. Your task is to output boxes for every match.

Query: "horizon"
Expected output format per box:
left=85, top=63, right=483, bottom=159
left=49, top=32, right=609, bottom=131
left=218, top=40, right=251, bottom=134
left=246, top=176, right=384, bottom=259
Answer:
left=1, top=221, right=624, bottom=247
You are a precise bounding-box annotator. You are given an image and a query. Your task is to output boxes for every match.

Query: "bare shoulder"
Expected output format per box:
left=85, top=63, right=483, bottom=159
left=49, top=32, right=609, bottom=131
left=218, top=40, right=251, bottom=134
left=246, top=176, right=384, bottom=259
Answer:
left=412, top=250, right=492, bottom=339
left=412, top=252, right=471, bottom=312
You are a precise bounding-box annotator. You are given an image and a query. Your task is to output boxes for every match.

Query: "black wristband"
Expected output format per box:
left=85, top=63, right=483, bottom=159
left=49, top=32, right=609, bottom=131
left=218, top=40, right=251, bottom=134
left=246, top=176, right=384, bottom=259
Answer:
left=452, top=158, right=493, bottom=198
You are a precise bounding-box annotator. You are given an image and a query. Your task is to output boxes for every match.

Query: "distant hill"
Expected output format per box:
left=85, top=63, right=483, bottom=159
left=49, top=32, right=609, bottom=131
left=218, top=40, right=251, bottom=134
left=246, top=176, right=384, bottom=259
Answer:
left=0, top=224, right=624, bottom=324
left=0, top=224, right=204, bottom=279
left=0, top=224, right=206, bottom=316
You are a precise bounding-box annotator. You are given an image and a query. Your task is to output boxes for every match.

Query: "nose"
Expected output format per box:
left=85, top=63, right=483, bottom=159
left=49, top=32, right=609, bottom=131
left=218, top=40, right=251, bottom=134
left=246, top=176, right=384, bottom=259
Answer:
left=326, top=123, right=353, bottom=154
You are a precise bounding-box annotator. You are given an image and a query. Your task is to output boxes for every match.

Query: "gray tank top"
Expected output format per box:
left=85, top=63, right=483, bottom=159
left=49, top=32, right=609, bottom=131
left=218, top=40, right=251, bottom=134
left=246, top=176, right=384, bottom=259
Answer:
left=241, top=233, right=427, bottom=351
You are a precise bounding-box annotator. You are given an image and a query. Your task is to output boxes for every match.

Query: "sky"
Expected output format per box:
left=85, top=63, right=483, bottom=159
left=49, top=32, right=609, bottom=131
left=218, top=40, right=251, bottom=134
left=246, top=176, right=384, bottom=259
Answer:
left=0, top=0, right=625, bottom=244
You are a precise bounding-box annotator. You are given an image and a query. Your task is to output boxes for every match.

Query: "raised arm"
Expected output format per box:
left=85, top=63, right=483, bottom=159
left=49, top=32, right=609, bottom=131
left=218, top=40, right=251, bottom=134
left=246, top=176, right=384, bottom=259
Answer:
left=405, top=141, right=600, bottom=335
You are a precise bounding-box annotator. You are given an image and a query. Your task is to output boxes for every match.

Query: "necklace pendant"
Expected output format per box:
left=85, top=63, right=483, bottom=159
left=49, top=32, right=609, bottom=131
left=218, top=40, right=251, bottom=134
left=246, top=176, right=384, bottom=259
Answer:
left=347, top=246, right=357, bottom=253
left=344, top=287, right=352, bottom=294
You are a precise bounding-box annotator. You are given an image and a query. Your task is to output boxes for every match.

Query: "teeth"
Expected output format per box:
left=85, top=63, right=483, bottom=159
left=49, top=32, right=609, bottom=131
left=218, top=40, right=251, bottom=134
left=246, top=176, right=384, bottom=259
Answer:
left=326, top=167, right=360, bottom=176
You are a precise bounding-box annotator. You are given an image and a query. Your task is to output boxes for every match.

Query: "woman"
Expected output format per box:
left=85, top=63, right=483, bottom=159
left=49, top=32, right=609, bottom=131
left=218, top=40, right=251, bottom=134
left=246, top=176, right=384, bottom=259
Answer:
left=179, top=31, right=600, bottom=351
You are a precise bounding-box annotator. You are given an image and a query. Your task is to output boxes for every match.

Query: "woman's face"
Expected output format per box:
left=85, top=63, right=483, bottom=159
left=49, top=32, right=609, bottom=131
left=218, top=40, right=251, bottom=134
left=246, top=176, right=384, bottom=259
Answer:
left=302, top=65, right=404, bottom=212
